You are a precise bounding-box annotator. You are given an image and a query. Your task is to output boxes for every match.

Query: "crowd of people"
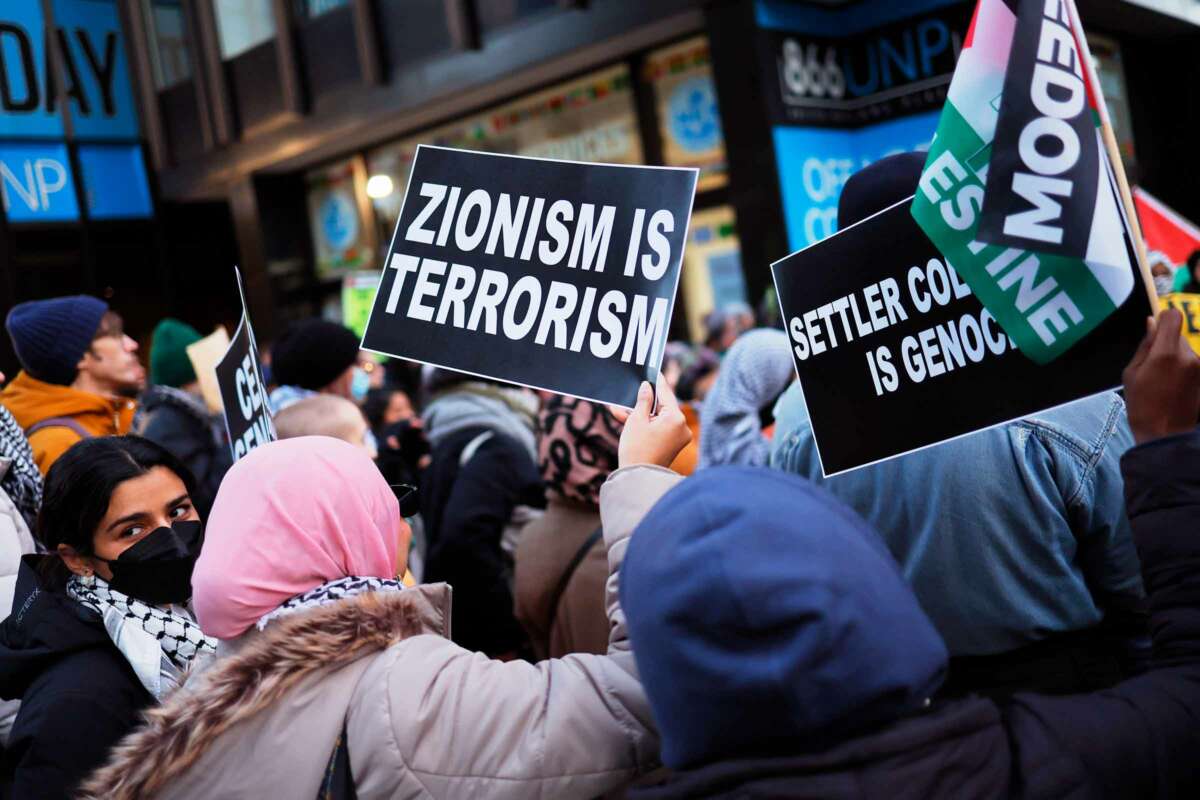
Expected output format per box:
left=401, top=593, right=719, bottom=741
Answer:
left=0, top=156, right=1195, bottom=798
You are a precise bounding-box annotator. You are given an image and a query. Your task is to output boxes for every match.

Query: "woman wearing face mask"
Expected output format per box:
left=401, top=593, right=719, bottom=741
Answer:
left=0, top=436, right=214, bottom=800
left=83, top=379, right=692, bottom=800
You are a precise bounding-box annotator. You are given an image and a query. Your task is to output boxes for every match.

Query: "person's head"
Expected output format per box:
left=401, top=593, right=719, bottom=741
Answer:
left=6, top=295, right=144, bottom=396
left=38, top=436, right=201, bottom=603
left=270, top=319, right=365, bottom=401
left=193, top=436, right=408, bottom=639
left=149, top=318, right=203, bottom=390
left=273, top=394, right=375, bottom=458
left=676, top=347, right=721, bottom=403
left=661, top=342, right=694, bottom=392
left=537, top=395, right=622, bottom=507
left=838, top=150, right=926, bottom=229
left=363, top=388, right=415, bottom=432
left=621, top=467, right=946, bottom=769
left=702, top=310, right=740, bottom=354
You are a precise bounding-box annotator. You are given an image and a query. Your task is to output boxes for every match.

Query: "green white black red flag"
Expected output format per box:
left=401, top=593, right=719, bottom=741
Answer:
left=912, top=0, right=1139, bottom=364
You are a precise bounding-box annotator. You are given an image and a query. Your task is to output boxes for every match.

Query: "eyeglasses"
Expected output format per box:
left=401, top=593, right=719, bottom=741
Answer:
left=391, top=483, right=419, bottom=518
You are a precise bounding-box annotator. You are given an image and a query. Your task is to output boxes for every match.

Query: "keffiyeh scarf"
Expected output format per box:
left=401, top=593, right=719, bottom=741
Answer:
left=0, top=405, right=42, bottom=533
left=68, top=575, right=216, bottom=699
left=257, top=575, right=405, bottom=631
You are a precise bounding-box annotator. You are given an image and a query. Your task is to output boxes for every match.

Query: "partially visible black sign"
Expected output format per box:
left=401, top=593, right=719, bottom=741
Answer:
left=771, top=197, right=1149, bottom=476
left=361, top=146, right=698, bottom=408
left=216, top=270, right=276, bottom=460
left=760, top=4, right=970, bottom=128
left=979, top=0, right=1099, bottom=258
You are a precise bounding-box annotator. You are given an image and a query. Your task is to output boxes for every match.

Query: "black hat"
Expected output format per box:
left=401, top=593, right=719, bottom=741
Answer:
left=271, top=319, right=360, bottom=390
left=837, top=151, right=927, bottom=230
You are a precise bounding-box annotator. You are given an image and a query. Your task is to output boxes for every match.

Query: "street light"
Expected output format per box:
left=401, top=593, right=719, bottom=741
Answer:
left=366, top=174, right=394, bottom=199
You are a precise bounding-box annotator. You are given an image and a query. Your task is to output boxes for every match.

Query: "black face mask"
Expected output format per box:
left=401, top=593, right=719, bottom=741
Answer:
left=99, top=519, right=204, bottom=605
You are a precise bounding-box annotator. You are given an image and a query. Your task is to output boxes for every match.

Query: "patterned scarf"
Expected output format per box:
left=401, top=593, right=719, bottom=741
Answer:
left=256, top=575, right=405, bottom=631
left=0, top=404, right=43, bottom=533
left=537, top=396, right=622, bottom=506
left=68, top=575, right=217, bottom=699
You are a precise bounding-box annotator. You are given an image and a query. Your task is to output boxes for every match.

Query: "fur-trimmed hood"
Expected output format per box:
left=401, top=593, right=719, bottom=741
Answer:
left=80, top=584, right=450, bottom=800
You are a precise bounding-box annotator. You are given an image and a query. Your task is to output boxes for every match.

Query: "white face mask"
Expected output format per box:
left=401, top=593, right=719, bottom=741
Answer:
left=1155, top=275, right=1176, bottom=297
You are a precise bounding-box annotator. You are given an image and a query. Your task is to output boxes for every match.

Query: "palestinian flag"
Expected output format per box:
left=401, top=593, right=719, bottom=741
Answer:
left=912, top=0, right=1139, bottom=364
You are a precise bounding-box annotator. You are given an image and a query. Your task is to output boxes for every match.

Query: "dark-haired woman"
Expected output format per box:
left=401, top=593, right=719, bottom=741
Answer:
left=0, top=436, right=214, bottom=799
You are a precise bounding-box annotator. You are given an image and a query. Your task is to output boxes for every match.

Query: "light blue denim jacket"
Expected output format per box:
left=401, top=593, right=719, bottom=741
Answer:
left=770, top=383, right=1144, bottom=656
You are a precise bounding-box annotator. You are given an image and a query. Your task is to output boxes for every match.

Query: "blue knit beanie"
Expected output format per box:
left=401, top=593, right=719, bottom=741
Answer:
left=6, top=296, right=109, bottom=385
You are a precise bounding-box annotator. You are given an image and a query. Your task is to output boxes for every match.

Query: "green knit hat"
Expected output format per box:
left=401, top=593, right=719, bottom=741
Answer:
left=150, top=318, right=203, bottom=388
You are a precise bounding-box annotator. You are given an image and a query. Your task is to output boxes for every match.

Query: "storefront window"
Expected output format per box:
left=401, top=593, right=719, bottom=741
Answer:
left=1087, top=34, right=1137, bottom=172
left=366, top=63, right=643, bottom=246
left=142, top=0, right=191, bottom=89
left=644, top=37, right=728, bottom=191
left=305, top=158, right=376, bottom=279
left=680, top=206, right=745, bottom=342
left=295, top=0, right=349, bottom=19
left=477, top=0, right=557, bottom=34
left=214, top=0, right=275, bottom=59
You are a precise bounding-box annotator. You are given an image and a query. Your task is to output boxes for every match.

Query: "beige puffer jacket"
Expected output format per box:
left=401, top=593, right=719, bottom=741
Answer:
left=81, top=464, right=682, bottom=800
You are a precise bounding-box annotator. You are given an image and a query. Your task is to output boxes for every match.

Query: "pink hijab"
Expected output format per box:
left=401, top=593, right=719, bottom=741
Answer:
left=193, top=436, right=400, bottom=639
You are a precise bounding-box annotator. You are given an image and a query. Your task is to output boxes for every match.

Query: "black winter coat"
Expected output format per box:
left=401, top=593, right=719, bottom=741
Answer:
left=636, top=430, right=1200, bottom=799
left=0, top=558, right=152, bottom=799
left=422, top=426, right=544, bottom=657
left=138, top=386, right=232, bottom=519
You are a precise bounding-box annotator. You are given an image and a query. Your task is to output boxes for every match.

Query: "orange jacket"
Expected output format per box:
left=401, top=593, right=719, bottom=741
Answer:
left=0, top=371, right=136, bottom=475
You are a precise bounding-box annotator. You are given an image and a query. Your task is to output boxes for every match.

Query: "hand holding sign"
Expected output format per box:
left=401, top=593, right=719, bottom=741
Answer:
left=615, top=376, right=691, bottom=469
left=1123, top=309, right=1200, bottom=445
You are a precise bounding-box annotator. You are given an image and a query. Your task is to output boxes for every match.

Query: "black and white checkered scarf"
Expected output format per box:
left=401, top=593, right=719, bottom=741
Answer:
left=256, top=575, right=405, bottom=631
left=0, top=405, right=42, bottom=533
left=68, top=575, right=217, bottom=699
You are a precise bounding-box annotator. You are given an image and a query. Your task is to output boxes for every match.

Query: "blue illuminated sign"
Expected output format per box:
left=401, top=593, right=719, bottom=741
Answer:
left=78, top=143, right=151, bottom=218
left=0, top=142, right=79, bottom=222
left=0, top=1, right=149, bottom=223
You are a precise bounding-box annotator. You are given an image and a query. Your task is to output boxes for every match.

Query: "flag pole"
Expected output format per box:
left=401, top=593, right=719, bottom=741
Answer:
left=1067, top=0, right=1159, bottom=307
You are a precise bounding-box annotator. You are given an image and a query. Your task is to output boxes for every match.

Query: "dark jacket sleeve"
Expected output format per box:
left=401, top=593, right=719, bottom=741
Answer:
left=429, top=435, right=543, bottom=656
left=1000, top=430, right=1200, bottom=798
left=3, top=654, right=149, bottom=799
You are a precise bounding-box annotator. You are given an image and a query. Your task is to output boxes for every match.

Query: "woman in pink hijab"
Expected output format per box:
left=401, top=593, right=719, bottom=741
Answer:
left=82, top=380, right=693, bottom=800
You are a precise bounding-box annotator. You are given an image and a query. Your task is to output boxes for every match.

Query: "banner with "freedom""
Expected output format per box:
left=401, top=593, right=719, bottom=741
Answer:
left=912, top=0, right=1145, bottom=365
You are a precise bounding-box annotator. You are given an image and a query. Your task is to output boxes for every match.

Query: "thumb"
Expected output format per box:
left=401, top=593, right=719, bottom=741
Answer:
left=632, top=381, right=654, bottom=421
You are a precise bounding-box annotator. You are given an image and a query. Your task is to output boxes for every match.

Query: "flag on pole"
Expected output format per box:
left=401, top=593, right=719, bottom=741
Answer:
left=1133, top=187, right=1200, bottom=269
left=911, top=0, right=1139, bottom=364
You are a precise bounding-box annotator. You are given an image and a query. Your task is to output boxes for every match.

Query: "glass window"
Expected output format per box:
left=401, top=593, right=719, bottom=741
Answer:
left=305, top=158, right=376, bottom=279
left=477, top=0, right=556, bottom=34
left=142, top=0, right=191, bottom=89
left=295, top=0, right=349, bottom=19
left=214, top=0, right=275, bottom=59
left=1087, top=33, right=1137, bottom=172
left=366, top=64, right=642, bottom=245
left=644, top=37, right=728, bottom=191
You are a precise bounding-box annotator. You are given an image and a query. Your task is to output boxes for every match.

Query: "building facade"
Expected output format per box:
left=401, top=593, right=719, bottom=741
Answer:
left=2, top=0, right=1198, bottom=372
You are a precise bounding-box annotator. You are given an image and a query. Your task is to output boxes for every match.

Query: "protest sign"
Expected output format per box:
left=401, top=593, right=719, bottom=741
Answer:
left=361, top=145, right=698, bottom=408
left=215, top=270, right=276, bottom=460
left=772, top=197, right=1152, bottom=476
left=186, top=326, right=230, bottom=414
left=913, top=0, right=1144, bottom=364
left=1159, top=293, right=1200, bottom=356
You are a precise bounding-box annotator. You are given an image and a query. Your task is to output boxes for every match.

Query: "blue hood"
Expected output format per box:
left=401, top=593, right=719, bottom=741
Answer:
left=621, top=467, right=947, bottom=769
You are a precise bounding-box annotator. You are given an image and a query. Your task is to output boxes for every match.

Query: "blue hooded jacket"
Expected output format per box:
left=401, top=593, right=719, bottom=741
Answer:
left=620, top=467, right=947, bottom=770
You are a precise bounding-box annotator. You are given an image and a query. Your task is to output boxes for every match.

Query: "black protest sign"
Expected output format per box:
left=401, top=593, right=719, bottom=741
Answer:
left=771, top=198, right=1151, bottom=476
left=361, top=146, right=698, bottom=408
left=216, top=271, right=276, bottom=460
left=977, top=0, right=1100, bottom=259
